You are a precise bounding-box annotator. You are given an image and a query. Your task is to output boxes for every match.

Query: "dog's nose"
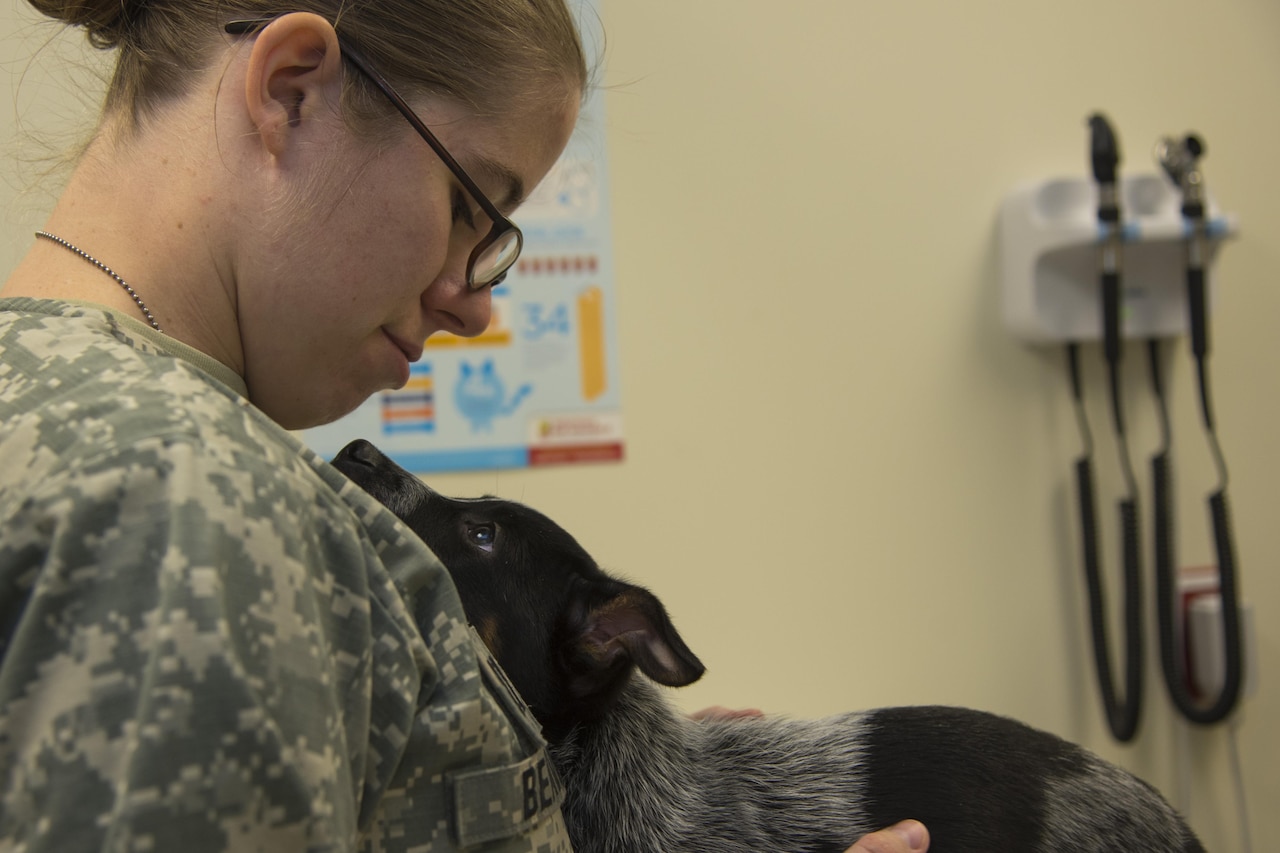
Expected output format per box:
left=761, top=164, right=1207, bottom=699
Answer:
left=333, top=439, right=381, bottom=468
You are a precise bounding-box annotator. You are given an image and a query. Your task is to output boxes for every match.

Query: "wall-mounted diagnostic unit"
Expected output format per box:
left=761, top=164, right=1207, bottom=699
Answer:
left=999, top=115, right=1252, bottom=744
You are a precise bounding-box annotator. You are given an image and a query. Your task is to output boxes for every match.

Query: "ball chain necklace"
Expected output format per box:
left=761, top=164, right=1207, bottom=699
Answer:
left=34, top=230, right=163, bottom=333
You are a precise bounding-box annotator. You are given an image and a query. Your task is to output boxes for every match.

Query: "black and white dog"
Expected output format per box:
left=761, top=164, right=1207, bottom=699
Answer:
left=332, top=439, right=1205, bottom=853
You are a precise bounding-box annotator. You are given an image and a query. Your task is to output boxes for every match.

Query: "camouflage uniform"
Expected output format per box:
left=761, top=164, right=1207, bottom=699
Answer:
left=0, top=299, right=572, bottom=852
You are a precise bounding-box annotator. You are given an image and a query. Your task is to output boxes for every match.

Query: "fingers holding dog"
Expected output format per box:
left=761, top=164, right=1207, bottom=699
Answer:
left=846, top=820, right=930, bottom=853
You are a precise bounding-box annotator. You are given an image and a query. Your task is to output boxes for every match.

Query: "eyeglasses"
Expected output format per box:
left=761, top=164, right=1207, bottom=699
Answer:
left=224, top=18, right=523, bottom=290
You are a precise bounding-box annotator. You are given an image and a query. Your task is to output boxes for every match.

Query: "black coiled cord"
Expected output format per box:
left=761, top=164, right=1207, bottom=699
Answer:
left=1068, top=343, right=1144, bottom=742
left=1148, top=331, right=1243, bottom=724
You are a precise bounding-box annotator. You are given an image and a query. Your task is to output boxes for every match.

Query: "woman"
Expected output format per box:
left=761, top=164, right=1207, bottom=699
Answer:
left=0, top=0, right=927, bottom=849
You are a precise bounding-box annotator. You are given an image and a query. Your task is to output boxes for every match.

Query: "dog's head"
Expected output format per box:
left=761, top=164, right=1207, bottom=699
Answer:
left=332, top=439, right=706, bottom=738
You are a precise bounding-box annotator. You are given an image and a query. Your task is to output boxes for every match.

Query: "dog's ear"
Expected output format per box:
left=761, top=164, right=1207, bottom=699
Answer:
left=563, top=582, right=706, bottom=705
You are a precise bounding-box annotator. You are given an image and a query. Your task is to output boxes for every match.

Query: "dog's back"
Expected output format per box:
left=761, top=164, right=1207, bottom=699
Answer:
left=333, top=439, right=1206, bottom=853
left=553, top=679, right=1203, bottom=852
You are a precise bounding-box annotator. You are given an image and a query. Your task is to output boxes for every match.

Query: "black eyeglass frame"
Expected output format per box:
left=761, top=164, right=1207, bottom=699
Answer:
left=224, top=17, right=523, bottom=290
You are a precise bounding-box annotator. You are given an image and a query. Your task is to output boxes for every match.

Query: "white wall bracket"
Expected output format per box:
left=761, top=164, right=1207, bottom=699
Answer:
left=1000, top=174, right=1237, bottom=344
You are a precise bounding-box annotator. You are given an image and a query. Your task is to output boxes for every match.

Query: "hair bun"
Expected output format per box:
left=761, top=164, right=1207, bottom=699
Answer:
left=27, top=0, right=146, bottom=48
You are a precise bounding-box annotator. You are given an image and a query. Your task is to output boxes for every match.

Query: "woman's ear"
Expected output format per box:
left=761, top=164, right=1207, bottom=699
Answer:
left=242, top=13, right=345, bottom=158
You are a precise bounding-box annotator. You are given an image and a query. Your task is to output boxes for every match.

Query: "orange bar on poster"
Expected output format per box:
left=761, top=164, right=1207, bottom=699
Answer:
left=577, top=286, right=606, bottom=401
left=383, top=406, right=435, bottom=420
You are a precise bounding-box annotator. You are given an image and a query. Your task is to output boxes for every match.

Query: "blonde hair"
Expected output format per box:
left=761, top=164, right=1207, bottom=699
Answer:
left=28, top=0, right=590, bottom=130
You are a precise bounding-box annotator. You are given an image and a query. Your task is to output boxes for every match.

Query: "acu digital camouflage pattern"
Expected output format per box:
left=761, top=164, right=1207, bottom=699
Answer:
left=0, top=298, right=572, bottom=852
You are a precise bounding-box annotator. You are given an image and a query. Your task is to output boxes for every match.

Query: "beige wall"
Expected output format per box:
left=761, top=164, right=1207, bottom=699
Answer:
left=3, top=1, right=1276, bottom=849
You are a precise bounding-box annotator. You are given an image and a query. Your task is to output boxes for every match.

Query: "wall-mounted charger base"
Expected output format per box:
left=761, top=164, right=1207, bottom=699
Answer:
left=1000, top=174, right=1237, bottom=344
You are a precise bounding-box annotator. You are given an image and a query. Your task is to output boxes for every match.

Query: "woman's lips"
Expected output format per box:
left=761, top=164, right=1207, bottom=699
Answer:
left=383, top=329, right=423, bottom=386
left=385, top=330, right=424, bottom=363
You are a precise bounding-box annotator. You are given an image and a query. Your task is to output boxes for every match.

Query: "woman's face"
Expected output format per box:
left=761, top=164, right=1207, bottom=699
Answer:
left=238, top=92, right=579, bottom=430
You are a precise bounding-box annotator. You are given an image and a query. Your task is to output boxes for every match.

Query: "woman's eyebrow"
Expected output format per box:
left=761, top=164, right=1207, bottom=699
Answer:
left=470, top=155, right=526, bottom=213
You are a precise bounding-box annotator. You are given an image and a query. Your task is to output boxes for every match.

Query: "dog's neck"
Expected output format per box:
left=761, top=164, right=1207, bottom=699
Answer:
left=548, top=678, right=708, bottom=850
left=544, top=676, right=883, bottom=853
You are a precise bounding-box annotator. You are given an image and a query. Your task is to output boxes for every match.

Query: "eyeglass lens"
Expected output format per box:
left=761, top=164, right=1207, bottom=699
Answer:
left=473, top=229, right=523, bottom=287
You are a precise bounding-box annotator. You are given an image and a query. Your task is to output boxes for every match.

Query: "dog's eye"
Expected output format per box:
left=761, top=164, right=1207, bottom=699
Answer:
left=467, top=523, right=496, bottom=552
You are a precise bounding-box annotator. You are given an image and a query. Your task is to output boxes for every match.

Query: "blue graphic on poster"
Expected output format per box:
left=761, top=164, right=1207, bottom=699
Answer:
left=301, top=1, right=623, bottom=473
left=455, top=359, right=533, bottom=433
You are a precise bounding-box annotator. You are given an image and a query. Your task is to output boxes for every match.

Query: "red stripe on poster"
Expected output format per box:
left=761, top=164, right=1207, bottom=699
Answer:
left=528, top=443, right=624, bottom=466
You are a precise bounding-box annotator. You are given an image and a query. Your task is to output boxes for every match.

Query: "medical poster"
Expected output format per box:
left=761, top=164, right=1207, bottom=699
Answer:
left=303, top=34, right=622, bottom=473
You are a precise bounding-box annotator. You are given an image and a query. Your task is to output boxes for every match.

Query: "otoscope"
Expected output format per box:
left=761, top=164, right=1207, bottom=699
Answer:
left=1148, top=133, right=1244, bottom=724
left=1068, top=113, right=1144, bottom=743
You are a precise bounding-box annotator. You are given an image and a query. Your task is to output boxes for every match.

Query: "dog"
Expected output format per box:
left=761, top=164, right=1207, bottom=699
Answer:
left=332, top=439, right=1205, bottom=853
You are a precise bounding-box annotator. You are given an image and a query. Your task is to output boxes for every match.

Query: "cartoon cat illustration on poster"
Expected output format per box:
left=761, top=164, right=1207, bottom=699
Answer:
left=455, top=359, right=533, bottom=432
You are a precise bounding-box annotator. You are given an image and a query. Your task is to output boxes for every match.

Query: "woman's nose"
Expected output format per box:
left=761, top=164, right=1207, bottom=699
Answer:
left=451, top=281, right=493, bottom=337
left=423, top=259, right=492, bottom=337
left=424, top=219, right=501, bottom=336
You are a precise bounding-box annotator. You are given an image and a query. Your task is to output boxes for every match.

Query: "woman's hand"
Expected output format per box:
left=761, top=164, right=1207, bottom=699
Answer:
left=688, top=705, right=764, bottom=721
left=846, top=820, right=929, bottom=853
